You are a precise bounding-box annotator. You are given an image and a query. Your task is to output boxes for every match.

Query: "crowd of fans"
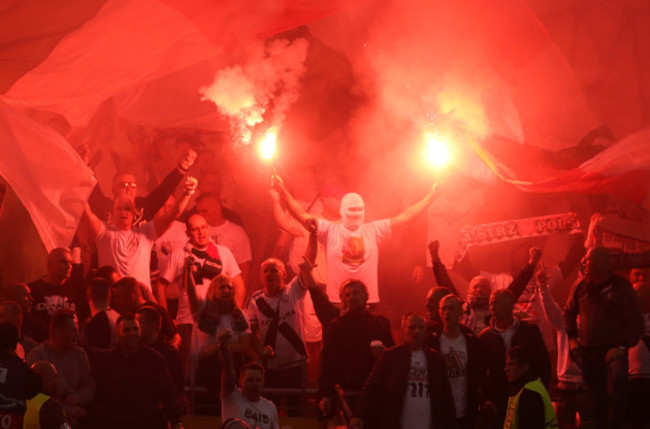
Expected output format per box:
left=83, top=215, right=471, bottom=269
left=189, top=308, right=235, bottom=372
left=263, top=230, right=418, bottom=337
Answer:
left=1, top=143, right=649, bottom=429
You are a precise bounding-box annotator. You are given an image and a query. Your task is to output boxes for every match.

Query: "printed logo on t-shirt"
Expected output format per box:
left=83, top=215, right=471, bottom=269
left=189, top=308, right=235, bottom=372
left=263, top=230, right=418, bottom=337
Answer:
left=407, top=359, right=430, bottom=398
left=35, top=295, right=76, bottom=315
left=443, top=347, right=467, bottom=379
left=341, top=236, right=365, bottom=264
left=244, top=408, right=270, bottom=425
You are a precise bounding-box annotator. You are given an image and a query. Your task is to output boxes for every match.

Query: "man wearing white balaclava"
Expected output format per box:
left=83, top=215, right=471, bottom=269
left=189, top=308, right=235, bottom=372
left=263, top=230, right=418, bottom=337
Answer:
left=339, top=193, right=365, bottom=230
left=274, top=174, right=439, bottom=304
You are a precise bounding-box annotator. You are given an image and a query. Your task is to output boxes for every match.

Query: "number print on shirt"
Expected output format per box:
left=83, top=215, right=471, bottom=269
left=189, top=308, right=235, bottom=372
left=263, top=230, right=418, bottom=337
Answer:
left=409, top=382, right=430, bottom=398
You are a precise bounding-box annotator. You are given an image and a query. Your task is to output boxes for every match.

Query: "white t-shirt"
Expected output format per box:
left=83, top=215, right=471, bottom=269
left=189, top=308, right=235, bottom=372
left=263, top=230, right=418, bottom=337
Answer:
left=495, top=322, right=517, bottom=351
left=629, top=313, right=650, bottom=378
left=154, top=220, right=188, bottom=275
left=96, top=222, right=157, bottom=290
left=318, top=219, right=391, bottom=303
left=245, top=278, right=307, bottom=370
left=401, top=350, right=431, bottom=429
left=209, top=220, right=252, bottom=265
left=192, top=308, right=251, bottom=358
left=221, top=387, right=279, bottom=429
left=439, top=333, right=468, bottom=418
left=160, top=241, right=241, bottom=324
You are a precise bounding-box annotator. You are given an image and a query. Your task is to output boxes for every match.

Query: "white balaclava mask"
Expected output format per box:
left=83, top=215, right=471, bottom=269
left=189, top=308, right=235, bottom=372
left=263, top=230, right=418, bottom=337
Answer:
left=339, top=193, right=365, bottom=230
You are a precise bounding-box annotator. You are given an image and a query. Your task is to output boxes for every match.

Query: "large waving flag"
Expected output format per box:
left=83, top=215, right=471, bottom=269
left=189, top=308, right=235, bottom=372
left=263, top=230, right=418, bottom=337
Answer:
left=0, top=101, right=96, bottom=250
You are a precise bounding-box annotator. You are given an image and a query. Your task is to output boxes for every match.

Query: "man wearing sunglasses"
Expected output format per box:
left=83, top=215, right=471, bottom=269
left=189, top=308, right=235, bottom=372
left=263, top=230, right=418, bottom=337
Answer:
left=89, top=148, right=197, bottom=227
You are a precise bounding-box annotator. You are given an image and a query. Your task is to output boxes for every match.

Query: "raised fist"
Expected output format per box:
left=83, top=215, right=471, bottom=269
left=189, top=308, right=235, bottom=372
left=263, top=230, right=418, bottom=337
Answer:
left=529, top=247, right=543, bottom=266
left=428, top=240, right=440, bottom=263
left=305, top=217, right=318, bottom=234
left=184, top=176, right=198, bottom=195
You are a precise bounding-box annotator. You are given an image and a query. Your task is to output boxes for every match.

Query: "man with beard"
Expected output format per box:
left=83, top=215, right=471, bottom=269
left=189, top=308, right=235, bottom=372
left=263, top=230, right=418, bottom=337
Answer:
left=273, top=174, right=439, bottom=305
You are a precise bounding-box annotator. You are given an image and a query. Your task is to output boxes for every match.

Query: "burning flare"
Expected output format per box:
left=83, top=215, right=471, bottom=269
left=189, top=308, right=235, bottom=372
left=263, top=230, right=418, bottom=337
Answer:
left=259, top=129, right=277, bottom=161
left=425, top=132, right=451, bottom=168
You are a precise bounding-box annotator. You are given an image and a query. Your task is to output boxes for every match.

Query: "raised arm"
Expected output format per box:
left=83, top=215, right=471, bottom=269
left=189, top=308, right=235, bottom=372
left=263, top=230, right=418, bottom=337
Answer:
left=563, top=280, right=583, bottom=359
left=270, top=189, right=305, bottom=236
left=142, top=149, right=196, bottom=219
left=153, top=176, right=197, bottom=238
left=82, top=202, right=103, bottom=240
left=272, top=173, right=310, bottom=227
left=304, top=218, right=318, bottom=265
left=507, top=247, right=542, bottom=301
left=429, top=240, right=458, bottom=294
left=183, top=256, right=201, bottom=316
left=390, top=182, right=439, bottom=230
left=535, top=265, right=565, bottom=331
left=298, top=252, right=340, bottom=327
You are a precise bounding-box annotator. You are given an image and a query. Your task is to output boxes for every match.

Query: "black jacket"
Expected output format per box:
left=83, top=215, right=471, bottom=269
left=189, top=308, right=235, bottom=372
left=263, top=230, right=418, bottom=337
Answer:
left=427, top=326, right=488, bottom=425
left=319, top=310, right=394, bottom=400
left=564, top=273, right=644, bottom=349
left=355, top=345, right=458, bottom=429
left=477, top=320, right=550, bottom=414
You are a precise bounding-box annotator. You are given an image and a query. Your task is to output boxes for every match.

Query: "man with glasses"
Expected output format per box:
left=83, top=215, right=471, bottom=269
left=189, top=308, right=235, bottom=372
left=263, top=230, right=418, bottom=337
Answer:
left=88, top=149, right=196, bottom=226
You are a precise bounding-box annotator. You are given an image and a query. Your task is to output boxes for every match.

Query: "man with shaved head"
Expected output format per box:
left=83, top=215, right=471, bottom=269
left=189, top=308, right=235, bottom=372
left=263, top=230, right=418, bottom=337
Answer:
left=427, top=295, right=487, bottom=429
left=24, top=361, right=70, bottom=429
left=565, top=246, right=644, bottom=429
left=350, top=314, right=456, bottom=429
left=245, top=257, right=309, bottom=415
left=0, top=282, right=46, bottom=343
left=28, top=248, right=88, bottom=338
left=83, top=177, right=198, bottom=293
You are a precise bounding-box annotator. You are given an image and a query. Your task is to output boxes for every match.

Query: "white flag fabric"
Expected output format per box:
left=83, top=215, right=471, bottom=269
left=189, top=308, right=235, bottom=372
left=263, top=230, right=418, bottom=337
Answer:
left=0, top=100, right=96, bottom=251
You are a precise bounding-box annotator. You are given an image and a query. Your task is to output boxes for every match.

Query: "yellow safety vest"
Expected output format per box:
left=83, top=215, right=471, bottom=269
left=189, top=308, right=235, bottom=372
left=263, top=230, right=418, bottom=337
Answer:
left=23, top=393, right=49, bottom=429
left=504, top=378, right=558, bottom=429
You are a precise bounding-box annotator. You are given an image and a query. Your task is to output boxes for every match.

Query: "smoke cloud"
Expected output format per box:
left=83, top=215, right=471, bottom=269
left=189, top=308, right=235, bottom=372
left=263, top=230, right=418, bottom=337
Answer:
left=200, top=37, right=309, bottom=145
